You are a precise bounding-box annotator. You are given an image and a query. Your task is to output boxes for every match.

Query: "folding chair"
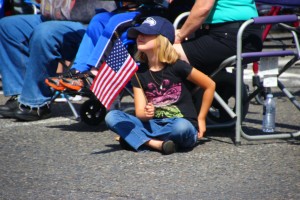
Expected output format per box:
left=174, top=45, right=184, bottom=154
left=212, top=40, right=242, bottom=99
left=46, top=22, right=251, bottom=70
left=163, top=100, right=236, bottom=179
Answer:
left=251, top=0, right=300, bottom=104
left=235, top=14, right=300, bottom=144
left=173, top=11, right=300, bottom=143
left=48, top=0, right=170, bottom=125
left=173, top=12, right=248, bottom=130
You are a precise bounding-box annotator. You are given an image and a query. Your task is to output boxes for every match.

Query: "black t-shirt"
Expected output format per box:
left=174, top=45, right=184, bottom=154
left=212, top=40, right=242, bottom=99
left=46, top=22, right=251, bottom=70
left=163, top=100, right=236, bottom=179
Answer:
left=131, top=59, right=198, bottom=128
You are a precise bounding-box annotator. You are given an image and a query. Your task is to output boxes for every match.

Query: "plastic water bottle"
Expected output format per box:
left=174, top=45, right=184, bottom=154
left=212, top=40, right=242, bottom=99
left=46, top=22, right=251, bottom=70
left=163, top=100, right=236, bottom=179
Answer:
left=262, top=94, right=276, bottom=132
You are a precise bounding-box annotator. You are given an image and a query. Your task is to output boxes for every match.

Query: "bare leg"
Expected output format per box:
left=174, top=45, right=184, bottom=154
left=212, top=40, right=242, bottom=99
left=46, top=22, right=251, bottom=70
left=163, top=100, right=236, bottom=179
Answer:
left=145, top=139, right=176, bottom=155
left=145, top=139, right=163, bottom=151
left=90, top=67, right=98, bottom=76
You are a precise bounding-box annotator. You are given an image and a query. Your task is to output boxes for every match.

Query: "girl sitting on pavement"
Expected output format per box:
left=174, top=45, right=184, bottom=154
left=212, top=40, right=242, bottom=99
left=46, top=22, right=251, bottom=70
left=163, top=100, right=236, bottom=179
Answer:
left=105, top=16, right=215, bottom=155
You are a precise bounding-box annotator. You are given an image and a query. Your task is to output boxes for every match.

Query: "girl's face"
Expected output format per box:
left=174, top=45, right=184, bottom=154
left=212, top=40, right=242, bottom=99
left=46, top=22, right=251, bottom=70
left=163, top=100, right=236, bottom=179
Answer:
left=136, top=34, right=157, bottom=53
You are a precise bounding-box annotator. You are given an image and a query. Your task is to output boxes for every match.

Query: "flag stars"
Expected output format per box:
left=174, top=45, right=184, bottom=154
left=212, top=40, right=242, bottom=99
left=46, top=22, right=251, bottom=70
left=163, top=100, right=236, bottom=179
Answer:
left=107, top=40, right=128, bottom=72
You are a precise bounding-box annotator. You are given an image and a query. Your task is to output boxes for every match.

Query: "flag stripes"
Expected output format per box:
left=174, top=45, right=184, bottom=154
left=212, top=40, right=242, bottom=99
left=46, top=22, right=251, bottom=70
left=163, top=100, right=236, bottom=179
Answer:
left=90, top=37, right=138, bottom=109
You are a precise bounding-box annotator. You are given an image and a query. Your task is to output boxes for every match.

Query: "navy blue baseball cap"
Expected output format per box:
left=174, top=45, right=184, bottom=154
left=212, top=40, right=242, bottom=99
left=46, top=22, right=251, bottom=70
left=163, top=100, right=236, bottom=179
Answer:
left=127, top=16, right=175, bottom=44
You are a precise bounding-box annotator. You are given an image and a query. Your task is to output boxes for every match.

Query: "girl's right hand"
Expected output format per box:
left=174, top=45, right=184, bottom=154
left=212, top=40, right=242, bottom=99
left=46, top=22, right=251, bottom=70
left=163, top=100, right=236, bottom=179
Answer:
left=144, top=102, right=155, bottom=118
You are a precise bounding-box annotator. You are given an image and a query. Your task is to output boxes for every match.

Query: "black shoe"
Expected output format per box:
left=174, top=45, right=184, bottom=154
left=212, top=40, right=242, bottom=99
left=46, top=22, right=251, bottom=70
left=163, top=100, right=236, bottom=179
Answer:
left=14, top=104, right=52, bottom=121
left=0, top=96, right=19, bottom=118
left=162, top=140, right=176, bottom=155
left=119, top=137, right=134, bottom=151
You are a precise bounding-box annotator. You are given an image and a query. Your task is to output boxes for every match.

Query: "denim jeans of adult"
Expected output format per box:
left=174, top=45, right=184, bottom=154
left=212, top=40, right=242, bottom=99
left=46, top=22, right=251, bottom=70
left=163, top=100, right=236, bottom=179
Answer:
left=71, top=11, right=140, bottom=72
left=70, top=11, right=114, bottom=72
left=0, top=14, right=85, bottom=107
left=105, top=110, right=198, bottom=151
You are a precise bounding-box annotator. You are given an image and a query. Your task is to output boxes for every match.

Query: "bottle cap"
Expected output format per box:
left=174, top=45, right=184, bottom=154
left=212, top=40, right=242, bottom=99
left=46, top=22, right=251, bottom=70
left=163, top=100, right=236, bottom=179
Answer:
left=267, top=94, right=273, bottom=98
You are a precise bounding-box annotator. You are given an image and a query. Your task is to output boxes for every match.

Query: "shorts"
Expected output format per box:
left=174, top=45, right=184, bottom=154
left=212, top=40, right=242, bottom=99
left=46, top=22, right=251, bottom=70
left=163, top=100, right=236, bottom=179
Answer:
left=182, top=21, right=263, bottom=75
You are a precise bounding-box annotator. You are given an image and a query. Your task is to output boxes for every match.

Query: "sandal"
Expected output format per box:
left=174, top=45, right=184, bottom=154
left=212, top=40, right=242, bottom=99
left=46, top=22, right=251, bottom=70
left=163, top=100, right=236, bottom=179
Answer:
left=45, top=77, right=65, bottom=91
left=59, top=72, right=95, bottom=91
left=45, top=69, right=78, bottom=91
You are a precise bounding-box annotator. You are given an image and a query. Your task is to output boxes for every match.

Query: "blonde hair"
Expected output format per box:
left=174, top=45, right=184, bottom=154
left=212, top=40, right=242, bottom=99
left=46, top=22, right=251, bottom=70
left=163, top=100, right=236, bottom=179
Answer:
left=135, top=35, right=180, bottom=64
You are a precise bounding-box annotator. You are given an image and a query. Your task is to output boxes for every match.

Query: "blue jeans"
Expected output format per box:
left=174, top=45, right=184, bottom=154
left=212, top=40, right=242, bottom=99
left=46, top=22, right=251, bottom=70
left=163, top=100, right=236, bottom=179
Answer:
left=71, top=11, right=140, bottom=72
left=71, top=11, right=114, bottom=72
left=105, top=110, right=198, bottom=151
left=0, top=14, right=85, bottom=107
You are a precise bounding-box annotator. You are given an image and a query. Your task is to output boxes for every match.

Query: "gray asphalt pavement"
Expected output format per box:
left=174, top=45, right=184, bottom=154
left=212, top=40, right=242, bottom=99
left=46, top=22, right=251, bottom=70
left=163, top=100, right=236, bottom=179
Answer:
left=1, top=62, right=299, bottom=200
left=1, top=38, right=300, bottom=199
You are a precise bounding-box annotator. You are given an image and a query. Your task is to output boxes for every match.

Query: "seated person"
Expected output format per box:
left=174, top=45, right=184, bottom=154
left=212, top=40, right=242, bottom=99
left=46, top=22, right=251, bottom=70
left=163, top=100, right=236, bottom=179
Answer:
left=46, top=1, right=175, bottom=92
left=45, top=9, right=142, bottom=91
left=0, top=0, right=172, bottom=121
left=0, top=0, right=117, bottom=121
left=173, top=0, right=263, bottom=76
left=105, top=16, right=215, bottom=154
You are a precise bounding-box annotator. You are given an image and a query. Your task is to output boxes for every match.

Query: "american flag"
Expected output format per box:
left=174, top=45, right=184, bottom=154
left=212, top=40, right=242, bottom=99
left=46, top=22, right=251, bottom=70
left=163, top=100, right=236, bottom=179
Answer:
left=90, top=37, right=138, bottom=109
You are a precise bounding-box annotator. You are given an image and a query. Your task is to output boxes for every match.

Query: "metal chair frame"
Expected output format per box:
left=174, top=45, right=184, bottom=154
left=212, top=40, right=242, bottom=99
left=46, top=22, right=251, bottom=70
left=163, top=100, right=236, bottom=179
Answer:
left=235, top=14, right=300, bottom=144
left=173, top=11, right=300, bottom=144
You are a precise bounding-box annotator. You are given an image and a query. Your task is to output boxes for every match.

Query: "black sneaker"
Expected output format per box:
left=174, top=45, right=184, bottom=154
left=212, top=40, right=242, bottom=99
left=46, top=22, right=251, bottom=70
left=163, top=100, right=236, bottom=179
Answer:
left=119, top=137, right=134, bottom=151
left=14, top=104, right=52, bottom=121
left=0, top=96, right=19, bottom=118
left=162, top=140, right=176, bottom=155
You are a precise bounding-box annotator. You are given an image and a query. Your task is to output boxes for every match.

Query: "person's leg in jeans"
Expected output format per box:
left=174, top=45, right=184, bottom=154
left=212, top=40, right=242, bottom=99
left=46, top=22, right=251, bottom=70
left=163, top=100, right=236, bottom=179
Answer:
left=71, top=11, right=115, bottom=73
left=58, top=11, right=140, bottom=91
left=14, top=20, right=85, bottom=120
left=105, top=110, right=197, bottom=154
left=105, top=110, right=152, bottom=151
left=150, top=118, right=198, bottom=149
left=87, top=11, right=141, bottom=69
left=45, top=11, right=115, bottom=92
left=0, top=14, right=43, bottom=117
left=0, top=15, right=43, bottom=98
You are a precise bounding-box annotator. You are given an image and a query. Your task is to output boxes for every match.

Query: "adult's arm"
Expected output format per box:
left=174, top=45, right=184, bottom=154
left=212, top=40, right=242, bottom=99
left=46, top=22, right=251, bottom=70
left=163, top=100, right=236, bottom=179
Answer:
left=175, top=0, right=215, bottom=43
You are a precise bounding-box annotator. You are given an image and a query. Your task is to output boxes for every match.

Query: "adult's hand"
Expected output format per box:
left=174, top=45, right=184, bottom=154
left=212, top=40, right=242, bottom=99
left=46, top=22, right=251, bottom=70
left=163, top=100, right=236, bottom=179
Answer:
left=177, top=0, right=215, bottom=41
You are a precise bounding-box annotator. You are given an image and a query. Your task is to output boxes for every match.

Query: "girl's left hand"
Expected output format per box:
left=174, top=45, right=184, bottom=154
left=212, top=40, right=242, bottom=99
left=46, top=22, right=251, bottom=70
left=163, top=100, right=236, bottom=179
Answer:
left=197, top=119, right=206, bottom=139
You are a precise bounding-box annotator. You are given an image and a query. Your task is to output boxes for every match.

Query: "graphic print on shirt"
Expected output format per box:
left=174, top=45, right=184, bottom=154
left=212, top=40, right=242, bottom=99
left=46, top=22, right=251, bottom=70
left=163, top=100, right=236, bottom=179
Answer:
left=145, top=79, right=183, bottom=118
